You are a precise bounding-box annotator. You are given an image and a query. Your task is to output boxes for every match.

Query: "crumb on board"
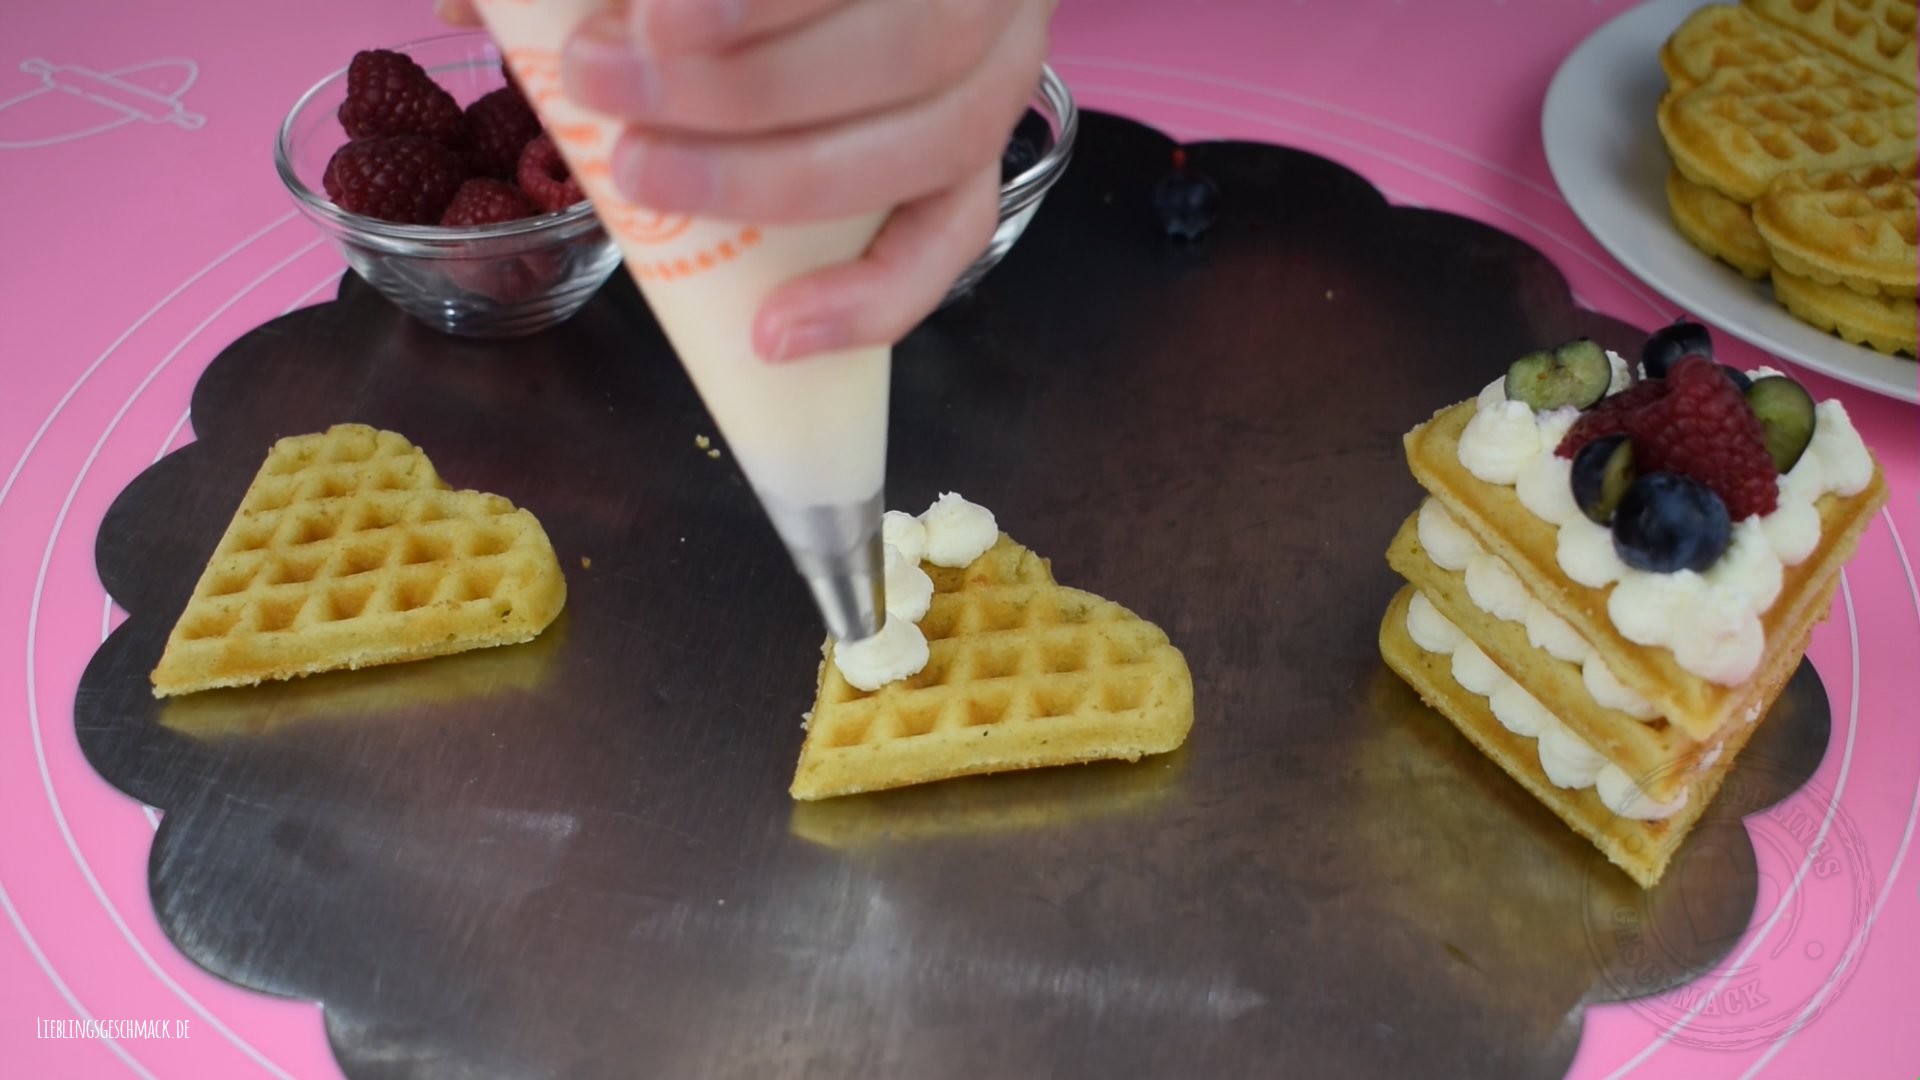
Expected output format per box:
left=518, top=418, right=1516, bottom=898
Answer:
left=1325, top=290, right=1335, bottom=300
left=695, top=434, right=711, bottom=450
left=579, top=556, right=592, bottom=570
left=706, top=448, right=722, bottom=459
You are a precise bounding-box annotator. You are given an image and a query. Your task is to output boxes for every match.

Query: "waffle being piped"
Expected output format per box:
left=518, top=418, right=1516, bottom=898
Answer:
left=792, top=497, right=1192, bottom=800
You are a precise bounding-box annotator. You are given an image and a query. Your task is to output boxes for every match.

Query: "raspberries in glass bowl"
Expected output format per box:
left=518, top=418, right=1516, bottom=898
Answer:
left=276, top=34, right=619, bottom=338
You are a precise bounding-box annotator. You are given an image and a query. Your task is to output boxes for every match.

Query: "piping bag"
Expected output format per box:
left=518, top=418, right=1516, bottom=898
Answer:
left=475, top=0, right=889, bottom=642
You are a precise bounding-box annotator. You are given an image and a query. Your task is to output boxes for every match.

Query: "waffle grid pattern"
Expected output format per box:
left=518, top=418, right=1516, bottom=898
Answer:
left=151, top=425, right=566, bottom=696
left=1745, top=0, right=1920, bottom=87
left=792, top=537, right=1193, bottom=799
left=1658, top=3, right=1917, bottom=354
left=1754, top=157, right=1920, bottom=295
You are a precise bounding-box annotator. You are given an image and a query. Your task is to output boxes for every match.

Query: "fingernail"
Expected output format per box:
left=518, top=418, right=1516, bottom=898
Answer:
left=613, top=139, right=716, bottom=211
left=759, top=317, right=849, bottom=364
left=563, top=12, right=657, bottom=117
left=654, top=0, right=745, bottom=48
left=434, top=0, right=478, bottom=26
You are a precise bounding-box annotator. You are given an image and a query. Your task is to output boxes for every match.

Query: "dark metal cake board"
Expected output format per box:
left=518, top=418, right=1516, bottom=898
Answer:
left=77, top=112, right=1829, bottom=1080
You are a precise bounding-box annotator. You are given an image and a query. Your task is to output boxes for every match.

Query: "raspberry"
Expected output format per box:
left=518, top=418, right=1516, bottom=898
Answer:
left=1555, top=379, right=1669, bottom=459
left=1627, top=356, right=1779, bottom=520
left=517, top=134, right=584, bottom=212
left=338, top=49, right=468, bottom=144
left=463, top=87, right=543, bottom=180
left=440, top=178, right=536, bottom=226
left=323, top=135, right=469, bottom=224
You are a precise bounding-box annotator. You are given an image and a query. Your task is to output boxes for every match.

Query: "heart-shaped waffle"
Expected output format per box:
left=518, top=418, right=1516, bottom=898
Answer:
left=150, top=424, right=566, bottom=697
left=791, top=535, right=1193, bottom=799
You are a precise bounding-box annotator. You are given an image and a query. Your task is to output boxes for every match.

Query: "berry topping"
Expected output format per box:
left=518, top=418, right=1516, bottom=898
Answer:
left=462, top=87, right=543, bottom=180
left=1153, top=149, right=1220, bottom=241
left=1505, top=338, right=1613, bottom=412
left=1745, top=375, right=1816, bottom=473
left=1611, top=472, right=1732, bottom=573
left=323, top=134, right=469, bottom=224
left=1571, top=435, right=1636, bottom=525
left=1000, top=108, right=1051, bottom=183
left=1625, top=356, right=1779, bottom=520
left=1556, top=379, right=1670, bottom=459
left=338, top=49, right=468, bottom=145
left=1641, top=318, right=1712, bottom=378
left=516, top=134, right=584, bottom=213
left=440, top=177, right=536, bottom=226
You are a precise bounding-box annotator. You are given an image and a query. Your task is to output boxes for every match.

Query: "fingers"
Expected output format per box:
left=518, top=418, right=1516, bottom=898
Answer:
left=752, top=164, right=1001, bottom=360
left=566, top=0, right=1019, bottom=136
left=435, top=0, right=482, bottom=28
left=604, top=0, right=1046, bottom=221
left=631, top=0, right=847, bottom=53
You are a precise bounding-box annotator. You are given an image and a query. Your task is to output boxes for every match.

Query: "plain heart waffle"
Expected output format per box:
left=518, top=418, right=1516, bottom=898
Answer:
left=149, top=424, right=566, bottom=696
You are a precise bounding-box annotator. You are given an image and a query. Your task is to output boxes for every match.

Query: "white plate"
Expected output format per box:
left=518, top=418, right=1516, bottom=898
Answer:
left=1542, top=0, right=1916, bottom=404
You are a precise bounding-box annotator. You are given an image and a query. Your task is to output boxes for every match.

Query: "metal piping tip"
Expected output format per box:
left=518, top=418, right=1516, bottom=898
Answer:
left=759, top=490, right=887, bottom=642
left=801, top=534, right=885, bottom=642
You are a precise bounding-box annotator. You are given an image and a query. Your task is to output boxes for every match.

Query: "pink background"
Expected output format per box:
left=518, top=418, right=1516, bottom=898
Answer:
left=1, top=1, right=1913, bottom=1076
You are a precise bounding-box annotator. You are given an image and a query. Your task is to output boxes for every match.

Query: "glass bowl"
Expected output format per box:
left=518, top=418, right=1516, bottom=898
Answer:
left=275, top=32, right=622, bottom=339
left=943, top=63, right=1079, bottom=305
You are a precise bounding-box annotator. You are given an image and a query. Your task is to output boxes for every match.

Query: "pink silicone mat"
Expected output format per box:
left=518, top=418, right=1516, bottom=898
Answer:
left=1, top=1, right=1913, bottom=1077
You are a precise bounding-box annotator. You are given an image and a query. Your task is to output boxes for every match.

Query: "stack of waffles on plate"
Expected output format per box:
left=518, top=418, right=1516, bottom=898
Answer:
left=1658, top=1, right=1918, bottom=356
left=1379, top=326, right=1886, bottom=887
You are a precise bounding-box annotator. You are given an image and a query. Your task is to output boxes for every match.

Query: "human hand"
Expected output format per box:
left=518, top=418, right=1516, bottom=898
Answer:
left=439, top=0, right=1056, bottom=361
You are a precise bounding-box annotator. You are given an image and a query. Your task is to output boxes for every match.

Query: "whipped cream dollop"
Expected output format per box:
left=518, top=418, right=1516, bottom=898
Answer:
left=1421, top=499, right=1649, bottom=722
left=1596, top=765, right=1688, bottom=821
left=834, top=616, right=930, bottom=692
left=1407, top=592, right=1466, bottom=653
left=1455, top=358, right=1873, bottom=686
left=1524, top=600, right=1590, bottom=664
left=921, top=492, right=997, bottom=567
left=882, top=510, right=928, bottom=565
left=1581, top=653, right=1658, bottom=720
left=1465, top=554, right=1531, bottom=623
left=1405, top=594, right=1686, bottom=821
left=1417, top=497, right=1483, bottom=571
left=834, top=492, right=1001, bottom=688
left=883, top=543, right=934, bottom=622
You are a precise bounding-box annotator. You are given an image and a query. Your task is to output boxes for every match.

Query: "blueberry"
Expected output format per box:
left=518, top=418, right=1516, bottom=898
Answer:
left=1641, top=318, right=1713, bottom=378
left=1611, top=472, right=1733, bottom=573
left=1571, top=435, right=1636, bottom=525
left=1000, top=108, right=1052, bottom=183
left=1001, top=137, right=1041, bottom=183
left=1505, top=338, right=1613, bottom=412
left=1721, top=365, right=1753, bottom=393
left=1746, top=375, right=1816, bottom=472
left=1154, top=148, right=1219, bottom=241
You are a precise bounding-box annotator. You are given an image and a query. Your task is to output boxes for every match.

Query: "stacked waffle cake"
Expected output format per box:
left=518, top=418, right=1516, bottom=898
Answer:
left=1658, top=2, right=1917, bottom=356
left=1380, top=326, right=1886, bottom=887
